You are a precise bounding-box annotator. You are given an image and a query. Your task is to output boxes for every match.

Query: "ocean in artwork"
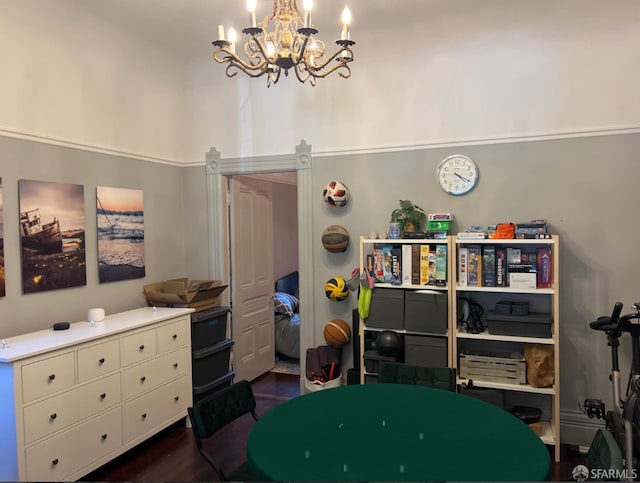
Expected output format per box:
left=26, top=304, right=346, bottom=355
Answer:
left=97, top=187, right=145, bottom=283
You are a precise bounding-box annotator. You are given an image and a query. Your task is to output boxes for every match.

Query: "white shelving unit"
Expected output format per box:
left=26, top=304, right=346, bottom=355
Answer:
left=358, top=236, right=453, bottom=383
left=451, top=235, right=560, bottom=462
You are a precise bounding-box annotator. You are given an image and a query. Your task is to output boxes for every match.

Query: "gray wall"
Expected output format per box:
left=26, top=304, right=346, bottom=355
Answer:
left=3, top=132, right=638, bottom=447
left=273, top=182, right=298, bottom=281
left=307, top=132, right=640, bottom=447
left=0, top=137, right=187, bottom=337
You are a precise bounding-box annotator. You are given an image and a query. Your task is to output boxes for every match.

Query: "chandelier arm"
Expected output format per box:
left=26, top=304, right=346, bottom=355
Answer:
left=308, top=62, right=352, bottom=80
left=225, top=61, right=271, bottom=78
left=214, top=46, right=269, bottom=73
left=305, top=46, right=354, bottom=72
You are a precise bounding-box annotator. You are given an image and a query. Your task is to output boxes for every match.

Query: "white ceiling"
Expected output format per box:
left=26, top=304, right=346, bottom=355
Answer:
left=78, top=0, right=401, bottom=63
left=75, top=0, right=635, bottom=65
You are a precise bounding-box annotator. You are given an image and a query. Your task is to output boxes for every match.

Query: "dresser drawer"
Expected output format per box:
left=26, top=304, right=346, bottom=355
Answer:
left=121, top=328, right=157, bottom=366
left=122, top=347, right=190, bottom=400
left=23, top=373, right=122, bottom=445
left=157, top=316, right=188, bottom=353
left=77, top=339, right=121, bottom=383
left=25, top=407, right=123, bottom=482
left=22, top=353, right=75, bottom=403
left=123, top=374, right=191, bottom=444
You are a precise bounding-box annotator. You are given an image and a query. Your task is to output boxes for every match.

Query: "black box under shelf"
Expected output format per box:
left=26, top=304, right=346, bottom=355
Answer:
left=364, top=350, right=398, bottom=374
left=486, top=311, right=552, bottom=338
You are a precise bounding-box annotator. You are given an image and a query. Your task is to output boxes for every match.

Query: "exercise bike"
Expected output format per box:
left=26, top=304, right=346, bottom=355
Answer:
left=586, top=301, right=640, bottom=479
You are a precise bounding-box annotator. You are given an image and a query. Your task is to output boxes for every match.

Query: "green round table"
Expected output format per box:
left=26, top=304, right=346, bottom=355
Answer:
left=247, top=383, right=551, bottom=481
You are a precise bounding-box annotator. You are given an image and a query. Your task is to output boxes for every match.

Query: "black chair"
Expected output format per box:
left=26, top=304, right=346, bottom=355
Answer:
left=378, top=362, right=457, bottom=392
left=187, top=380, right=258, bottom=481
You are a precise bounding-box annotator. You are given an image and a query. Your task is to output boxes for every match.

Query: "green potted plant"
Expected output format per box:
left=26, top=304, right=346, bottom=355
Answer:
left=390, top=200, right=427, bottom=235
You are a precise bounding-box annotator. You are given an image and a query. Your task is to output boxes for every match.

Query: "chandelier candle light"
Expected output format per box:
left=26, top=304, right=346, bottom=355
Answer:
left=213, top=0, right=354, bottom=87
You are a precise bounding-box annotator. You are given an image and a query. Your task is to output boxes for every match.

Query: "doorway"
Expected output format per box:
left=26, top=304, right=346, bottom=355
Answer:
left=229, top=173, right=299, bottom=380
left=204, top=142, right=313, bottom=387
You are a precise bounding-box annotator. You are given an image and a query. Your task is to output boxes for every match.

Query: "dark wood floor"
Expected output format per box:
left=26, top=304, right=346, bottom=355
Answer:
left=83, top=371, right=584, bottom=481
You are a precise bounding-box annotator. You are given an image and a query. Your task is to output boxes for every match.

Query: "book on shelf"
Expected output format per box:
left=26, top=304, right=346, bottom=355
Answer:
left=458, top=247, right=468, bottom=286
left=390, top=246, right=402, bottom=285
left=467, top=245, right=482, bottom=287
left=402, top=245, right=412, bottom=285
left=428, top=247, right=437, bottom=285
left=420, top=245, right=430, bottom=285
left=496, top=247, right=507, bottom=287
left=411, top=244, right=421, bottom=285
left=435, top=244, right=447, bottom=287
left=537, top=247, right=553, bottom=288
left=482, top=245, right=496, bottom=287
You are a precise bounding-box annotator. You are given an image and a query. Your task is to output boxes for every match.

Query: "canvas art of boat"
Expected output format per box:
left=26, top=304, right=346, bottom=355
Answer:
left=19, top=208, right=63, bottom=253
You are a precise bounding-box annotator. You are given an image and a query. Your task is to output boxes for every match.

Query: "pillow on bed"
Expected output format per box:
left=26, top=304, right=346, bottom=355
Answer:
left=274, top=292, right=299, bottom=317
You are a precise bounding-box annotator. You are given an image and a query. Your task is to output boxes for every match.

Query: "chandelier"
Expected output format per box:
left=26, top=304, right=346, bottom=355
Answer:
left=212, top=0, right=354, bottom=87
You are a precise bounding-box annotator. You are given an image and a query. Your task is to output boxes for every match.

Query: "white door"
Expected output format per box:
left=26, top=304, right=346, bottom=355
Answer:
left=230, top=176, right=275, bottom=381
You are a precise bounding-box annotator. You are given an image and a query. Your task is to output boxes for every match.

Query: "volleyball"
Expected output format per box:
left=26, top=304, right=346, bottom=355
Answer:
left=324, top=319, right=352, bottom=346
left=321, top=225, right=350, bottom=253
left=322, top=181, right=350, bottom=207
left=324, top=277, right=350, bottom=301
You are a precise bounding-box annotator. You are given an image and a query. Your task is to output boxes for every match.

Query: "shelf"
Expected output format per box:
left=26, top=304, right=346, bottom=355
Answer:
left=363, top=238, right=447, bottom=244
left=373, top=283, right=447, bottom=291
left=456, top=330, right=555, bottom=345
left=539, top=420, right=556, bottom=446
left=456, top=238, right=555, bottom=245
left=365, top=326, right=449, bottom=337
left=455, top=284, right=555, bottom=294
left=457, top=377, right=556, bottom=395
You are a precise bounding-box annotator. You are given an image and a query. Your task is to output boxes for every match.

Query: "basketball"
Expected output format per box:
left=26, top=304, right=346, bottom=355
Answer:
left=322, top=225, right=350, bottom=253
left=322, top=181, right=350, bottom=207
left=324, top=277, right=350, bottom=301
left=324, top=319, right=351, bottom=346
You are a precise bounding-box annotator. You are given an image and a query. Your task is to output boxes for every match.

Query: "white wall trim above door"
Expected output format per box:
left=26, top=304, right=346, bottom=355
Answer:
left=205, top=141, right=313, bottom=384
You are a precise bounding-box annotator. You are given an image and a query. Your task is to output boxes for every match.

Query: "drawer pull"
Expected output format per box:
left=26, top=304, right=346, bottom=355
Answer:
left=172, top=334, right=178, bottom=340
left=101, top=433, right=108, bottom=440
left=142, top=413, right=147, bottom=420
left=174, top=396, right=180, bottom=401
left=48, top=374, right=56, bottom=381
left=173, top=363, right=178, bottom=369
left=100, top=393, right=107, bottom=400
left=99, top=358, right=105, bottom=364
left=52, top=458, right=59, bottom=466
left=140, top=376, right=146, bottom=382
left=139, top=344, right=145, bottom=351
left=50, top=413, right=57, bottom=420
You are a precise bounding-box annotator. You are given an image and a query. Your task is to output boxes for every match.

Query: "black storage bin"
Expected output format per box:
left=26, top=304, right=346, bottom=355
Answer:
left=193, top=370, right=235, bottom=403
left=404, top=290, right=448, bottom=334
left=366, top=288, right=404, bottom=329
left=404, top=335, right=447, bottom=367
left=191, top=306, right=230, bottom=350
left=192, top=338, right=234, bottom=386
left=364, top=350, right=398, bottom=374
left=486, top=311, right=552, bottom=338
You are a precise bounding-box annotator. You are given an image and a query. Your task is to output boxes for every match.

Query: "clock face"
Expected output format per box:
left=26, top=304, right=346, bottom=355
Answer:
left=436, top=155, right=479, bottom=195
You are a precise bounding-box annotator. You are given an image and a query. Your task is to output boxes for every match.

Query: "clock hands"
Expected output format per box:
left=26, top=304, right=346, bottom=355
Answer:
left=454, top=172, right=470, bottom=183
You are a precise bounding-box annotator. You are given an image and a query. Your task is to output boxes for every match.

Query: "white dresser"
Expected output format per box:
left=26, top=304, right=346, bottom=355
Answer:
left=0, top=307, right=194, bottom=482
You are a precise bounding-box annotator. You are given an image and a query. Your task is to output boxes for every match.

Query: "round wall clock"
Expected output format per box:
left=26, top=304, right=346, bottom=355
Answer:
left=436, top=154, right=479, bottom=195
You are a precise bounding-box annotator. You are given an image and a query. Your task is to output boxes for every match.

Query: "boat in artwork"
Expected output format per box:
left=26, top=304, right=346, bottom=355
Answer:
left=19, top=208, right=63, bottom=253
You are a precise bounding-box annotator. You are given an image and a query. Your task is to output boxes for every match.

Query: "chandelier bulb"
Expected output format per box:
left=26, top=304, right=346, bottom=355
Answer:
left=341, top=6, right=351, bottom=40
left=246, top=0, right=257, bottom=27
left=303, top=0, right=313, bottom=28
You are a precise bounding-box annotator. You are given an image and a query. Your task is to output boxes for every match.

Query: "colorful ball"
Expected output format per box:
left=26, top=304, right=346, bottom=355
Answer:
left=324, top=277, right=350, bottom=301
left=321, top=225, right=350, bottom=253
left=322, top=181, right=350, bottom=207
left=324, top=319, right=352, bottom=346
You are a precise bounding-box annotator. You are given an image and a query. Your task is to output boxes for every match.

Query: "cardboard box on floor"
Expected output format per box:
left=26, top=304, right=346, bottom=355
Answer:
left=144, top=278, right=228, bottom=311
